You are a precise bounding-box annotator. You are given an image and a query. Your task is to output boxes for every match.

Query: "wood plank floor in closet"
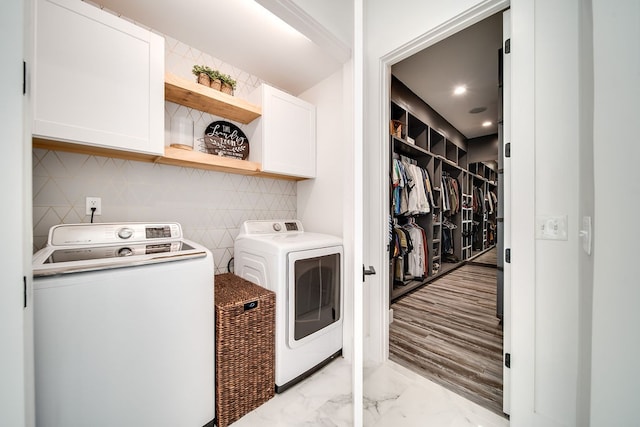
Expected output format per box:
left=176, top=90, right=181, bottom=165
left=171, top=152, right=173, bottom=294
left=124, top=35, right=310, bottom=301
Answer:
left=469, top=246, right=499, bottom=266
left=389, top=253, right=504, bottom=416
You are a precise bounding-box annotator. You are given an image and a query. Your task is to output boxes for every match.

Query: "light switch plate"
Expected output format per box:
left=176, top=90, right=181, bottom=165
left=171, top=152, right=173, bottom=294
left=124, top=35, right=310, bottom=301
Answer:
left=536, top=215, right=568, bottom=240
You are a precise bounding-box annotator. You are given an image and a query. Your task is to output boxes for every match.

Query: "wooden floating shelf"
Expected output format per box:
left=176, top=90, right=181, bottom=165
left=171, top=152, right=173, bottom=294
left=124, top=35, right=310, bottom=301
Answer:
left=157, top=148, right=305, bottom=181
left=33, top=138, right=159, bottom=163
left=33, top=138, right=304, bottom=181
left=164, top=73, right=262, bottom=124
left=157, top=146, right=261, bottom=175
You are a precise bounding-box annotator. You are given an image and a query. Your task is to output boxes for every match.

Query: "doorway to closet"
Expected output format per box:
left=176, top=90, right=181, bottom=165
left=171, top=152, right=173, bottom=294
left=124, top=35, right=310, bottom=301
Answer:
left=384, top=9, right=510, bottom=417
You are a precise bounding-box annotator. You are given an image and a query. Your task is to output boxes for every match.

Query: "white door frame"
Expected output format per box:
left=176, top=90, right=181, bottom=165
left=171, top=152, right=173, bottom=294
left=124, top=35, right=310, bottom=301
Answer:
left=501, top=8, right=512, bottom=416
left=368, top=0, right=510, bottom=364
left=364, top=0, right=538, bottom=422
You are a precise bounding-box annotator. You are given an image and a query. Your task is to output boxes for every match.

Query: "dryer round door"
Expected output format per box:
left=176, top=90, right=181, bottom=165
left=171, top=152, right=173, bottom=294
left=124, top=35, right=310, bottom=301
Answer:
left=287, top=245, right=343, bottom=349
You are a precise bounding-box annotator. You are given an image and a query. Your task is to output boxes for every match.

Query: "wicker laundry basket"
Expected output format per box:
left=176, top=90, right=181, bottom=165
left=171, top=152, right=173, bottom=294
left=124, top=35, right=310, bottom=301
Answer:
left=214, top=273, right=275, bottom=427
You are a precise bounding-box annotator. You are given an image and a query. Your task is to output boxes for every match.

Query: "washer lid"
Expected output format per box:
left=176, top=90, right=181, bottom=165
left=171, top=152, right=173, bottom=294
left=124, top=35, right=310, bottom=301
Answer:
left=32, top=240, right=208, bottom=277
left=33, top=222, right=210, bottom=277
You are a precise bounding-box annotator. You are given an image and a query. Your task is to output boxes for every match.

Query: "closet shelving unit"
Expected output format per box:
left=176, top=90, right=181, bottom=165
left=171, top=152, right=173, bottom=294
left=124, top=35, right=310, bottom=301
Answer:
left=389, top=91, right=499, bottom=301
left=390, top=99, right=480, bottom=301
left=462, top=176, right=473, bottom=261
left=467, top=162, right=498, bottom=256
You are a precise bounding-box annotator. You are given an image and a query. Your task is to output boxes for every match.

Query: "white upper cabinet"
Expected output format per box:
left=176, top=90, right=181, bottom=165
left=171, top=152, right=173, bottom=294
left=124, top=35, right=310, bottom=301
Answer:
left=249, top=84, right=316, bottom=179
left=33, top=0, right=164, bottom=155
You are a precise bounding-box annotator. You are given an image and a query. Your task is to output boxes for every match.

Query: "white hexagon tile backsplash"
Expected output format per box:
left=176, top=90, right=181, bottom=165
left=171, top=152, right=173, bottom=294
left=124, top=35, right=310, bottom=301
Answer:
left=32, top=149, right=297, bottom=274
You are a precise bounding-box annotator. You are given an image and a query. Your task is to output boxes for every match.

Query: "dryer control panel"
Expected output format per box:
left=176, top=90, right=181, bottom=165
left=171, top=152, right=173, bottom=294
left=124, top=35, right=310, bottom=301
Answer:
left=240, top=220, right=304, bottom=235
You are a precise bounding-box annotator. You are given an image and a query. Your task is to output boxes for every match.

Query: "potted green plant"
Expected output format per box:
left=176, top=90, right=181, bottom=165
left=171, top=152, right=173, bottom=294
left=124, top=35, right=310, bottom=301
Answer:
left=219, top=73, right=237, bottom=95
left=192, top=65, right=211, bottom=87
left=208, top=69, right=223, bottom=91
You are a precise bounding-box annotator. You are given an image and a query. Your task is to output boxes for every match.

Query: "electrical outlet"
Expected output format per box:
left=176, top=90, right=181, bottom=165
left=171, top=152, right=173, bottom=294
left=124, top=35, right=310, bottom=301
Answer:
left=85, top=197, right=102, bottom=215
left=535, top=215, right=567, bottom=240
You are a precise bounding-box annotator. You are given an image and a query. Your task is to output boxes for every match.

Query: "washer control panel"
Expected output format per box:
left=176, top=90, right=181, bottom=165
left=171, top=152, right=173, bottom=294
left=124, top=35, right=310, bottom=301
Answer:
left=49, top=223, right=182, bottom=247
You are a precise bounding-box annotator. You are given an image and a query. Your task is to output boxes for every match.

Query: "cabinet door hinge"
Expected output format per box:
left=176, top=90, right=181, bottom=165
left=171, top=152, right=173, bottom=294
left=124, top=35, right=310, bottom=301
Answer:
left=505, top=142, right=511, bottom=158
left=23, top=276, right=27, bottom=308
left=505, top=39, right=511, bottom=54
left=505, top=353, right=511, bottom=368
left=23, top=61, right=26, bottom=95
left=505, top=248, right=511, bottom=263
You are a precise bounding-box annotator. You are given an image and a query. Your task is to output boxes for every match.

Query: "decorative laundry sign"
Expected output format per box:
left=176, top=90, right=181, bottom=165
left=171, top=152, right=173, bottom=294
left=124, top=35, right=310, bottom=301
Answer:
left=200, top=121, right=249, bottom=160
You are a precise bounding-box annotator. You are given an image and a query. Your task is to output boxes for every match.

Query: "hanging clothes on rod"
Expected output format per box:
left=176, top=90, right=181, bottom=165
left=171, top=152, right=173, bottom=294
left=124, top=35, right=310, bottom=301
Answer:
left=441, top=174, right=460, bottom=215
left=391, top=159, right=436, bottom=216
left=486, top=190, right=497, bottom=214
left=390, top=219, right=430, bottom=282
left=402, top=220, right=428, bottom=279
left=472, top=185, right=485, bottom=215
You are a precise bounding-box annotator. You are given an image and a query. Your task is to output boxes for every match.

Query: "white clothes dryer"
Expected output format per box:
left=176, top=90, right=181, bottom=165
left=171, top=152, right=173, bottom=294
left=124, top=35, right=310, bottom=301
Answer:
left=234, top=220, right=343, bottom=392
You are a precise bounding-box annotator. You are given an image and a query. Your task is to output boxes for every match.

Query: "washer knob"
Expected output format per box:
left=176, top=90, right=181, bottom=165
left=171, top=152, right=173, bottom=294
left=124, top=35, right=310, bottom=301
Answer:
left=118, top=247, right=133, bottom=257
left=117, top=227, right=134, bottom=239
left=273, top=223, right=282, bottom=232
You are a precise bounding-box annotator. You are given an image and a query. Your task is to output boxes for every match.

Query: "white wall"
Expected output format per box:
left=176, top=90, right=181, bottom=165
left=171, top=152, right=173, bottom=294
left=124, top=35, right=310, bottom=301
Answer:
left=0, top=0, right=28, bottom=425
left=590, top=0, right=640, bottom=424
left=533, top=0, right=580, bottom=424
left=297, top=68, right=345, bottom=238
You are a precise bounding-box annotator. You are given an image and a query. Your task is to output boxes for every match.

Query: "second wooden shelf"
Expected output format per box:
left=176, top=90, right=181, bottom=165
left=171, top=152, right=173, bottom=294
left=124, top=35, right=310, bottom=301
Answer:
left=164, top=73, right=262, bottom=124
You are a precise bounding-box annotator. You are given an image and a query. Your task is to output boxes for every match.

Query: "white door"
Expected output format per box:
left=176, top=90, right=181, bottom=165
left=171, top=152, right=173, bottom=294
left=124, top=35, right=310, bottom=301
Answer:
left=501, top=9, right=512, bottom=416
left=0, top=0, right=32, bottom=425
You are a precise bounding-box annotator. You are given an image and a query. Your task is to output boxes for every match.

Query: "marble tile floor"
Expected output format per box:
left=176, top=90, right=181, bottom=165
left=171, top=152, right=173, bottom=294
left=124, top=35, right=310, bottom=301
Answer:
left=230, top=357, right=353, bottom=427
left=230, top=357, right=509, bottom=427
left=364, top=361, right=509, bottom=427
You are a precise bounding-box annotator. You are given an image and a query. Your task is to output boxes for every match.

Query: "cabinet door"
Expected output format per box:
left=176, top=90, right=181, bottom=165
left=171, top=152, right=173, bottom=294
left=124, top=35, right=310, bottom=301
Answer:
left=262, top=86, right=316, bottom=178
left=33, top=0, right=164, bottom=155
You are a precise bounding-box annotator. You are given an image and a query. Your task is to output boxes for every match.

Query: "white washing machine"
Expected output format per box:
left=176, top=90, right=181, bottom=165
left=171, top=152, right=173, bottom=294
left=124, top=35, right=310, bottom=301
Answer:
left=32, top=222, right=214, bottom=427
left=234, top=220, right=343, bottom=392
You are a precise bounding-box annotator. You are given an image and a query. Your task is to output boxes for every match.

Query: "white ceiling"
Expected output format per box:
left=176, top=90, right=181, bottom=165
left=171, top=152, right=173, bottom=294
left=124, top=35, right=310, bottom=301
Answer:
left=392, top=12, right=504, bottom=140
left=91, top=0, right=352, bottom=95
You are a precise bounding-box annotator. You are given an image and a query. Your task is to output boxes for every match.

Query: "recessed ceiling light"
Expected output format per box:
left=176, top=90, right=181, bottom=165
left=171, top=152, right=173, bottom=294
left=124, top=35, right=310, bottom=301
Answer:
left=482, top=121, right=492, bottom=127
left=453, top=85, right=467, bottom=95
left=469, top=106, right=487, bottom=114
